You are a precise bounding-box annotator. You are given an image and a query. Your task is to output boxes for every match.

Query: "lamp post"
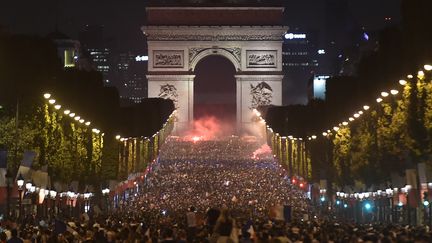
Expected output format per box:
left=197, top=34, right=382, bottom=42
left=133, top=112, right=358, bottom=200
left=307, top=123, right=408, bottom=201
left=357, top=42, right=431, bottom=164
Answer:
left=66, top=190, right=73, bottom=217
left=83, top=190, right=91, bottom=213
left=5, top=170, right=14, bottom=219
left=102, top=188, right=110, bottom=212
left=385, top=188, right=394, bottom=223
left=16, top=173, right=24, bottom=221
left=49, top=189, right=57, bottom=219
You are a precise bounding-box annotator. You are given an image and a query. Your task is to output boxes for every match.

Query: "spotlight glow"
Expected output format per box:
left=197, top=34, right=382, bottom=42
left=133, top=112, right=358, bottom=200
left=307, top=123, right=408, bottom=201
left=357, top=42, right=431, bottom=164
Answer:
left=381, top=92, right=389, bottom=97
left=69, top=113, right=75, bottom=118
left=418, top=71, right=425, bottom=77
left=399, top=80, right=407, bottom=85
left=363, top=105, right=370, bottom=110
left=424, top=64, right=432, bottom=71
left=64, top=110, right=70, bottom=115
left=376, top=98, right=383, bottom=103
left=48, top=99, right=56, bottom=104
left=43, top=93, right=51, bottom=99
left=364, top=202, right=372, bottom=210
left=54, top=105, right=61, bottom=110
left=390, top=89, right=399, bottom=95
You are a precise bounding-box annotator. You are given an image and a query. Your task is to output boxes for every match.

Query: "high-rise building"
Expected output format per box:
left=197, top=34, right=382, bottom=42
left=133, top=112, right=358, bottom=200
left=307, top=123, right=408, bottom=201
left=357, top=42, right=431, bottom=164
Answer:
left=79, top=25, right=112, bottom=85
left=282, top=28, right=322, bottom=105
left=116, top=52, right=148, bottom=104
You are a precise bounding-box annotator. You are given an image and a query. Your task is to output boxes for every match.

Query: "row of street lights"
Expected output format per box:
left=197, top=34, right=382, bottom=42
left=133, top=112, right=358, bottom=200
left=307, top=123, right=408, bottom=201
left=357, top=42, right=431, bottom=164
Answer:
left=320, top=64, right=432, bottom=138
left=43, top=93, right=103, bottom=135
left=9, top=172, right=111, bottom=220
left=333, top=183, right=432, bottom=225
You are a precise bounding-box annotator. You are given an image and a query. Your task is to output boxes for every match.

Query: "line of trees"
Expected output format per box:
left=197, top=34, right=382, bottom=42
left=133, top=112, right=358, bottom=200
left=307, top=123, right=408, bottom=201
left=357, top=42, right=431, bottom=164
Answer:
left=0, top=32, right=175, bottom=190
left=329, top=71, right=432, bottom=188
left=261, top=0, right=432, bottom=188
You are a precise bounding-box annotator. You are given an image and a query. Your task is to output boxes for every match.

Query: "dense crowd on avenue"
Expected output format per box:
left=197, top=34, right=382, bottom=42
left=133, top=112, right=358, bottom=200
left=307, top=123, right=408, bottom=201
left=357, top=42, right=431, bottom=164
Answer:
left=1, top=136, right=432, bottom=242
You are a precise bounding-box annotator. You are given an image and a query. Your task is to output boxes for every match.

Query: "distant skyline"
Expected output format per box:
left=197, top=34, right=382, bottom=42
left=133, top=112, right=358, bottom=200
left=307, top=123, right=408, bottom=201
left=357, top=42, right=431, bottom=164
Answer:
left=1, top=0, right=401, bottom=52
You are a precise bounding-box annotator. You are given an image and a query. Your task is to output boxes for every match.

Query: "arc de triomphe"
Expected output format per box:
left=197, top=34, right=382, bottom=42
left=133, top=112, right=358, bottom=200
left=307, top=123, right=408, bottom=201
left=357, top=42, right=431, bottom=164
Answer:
left=142, top=5, right=287, bottom=132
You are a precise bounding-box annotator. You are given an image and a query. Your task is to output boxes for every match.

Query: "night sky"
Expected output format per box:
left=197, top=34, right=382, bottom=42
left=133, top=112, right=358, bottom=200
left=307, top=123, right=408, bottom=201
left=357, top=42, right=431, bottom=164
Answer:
left=1, top=0, right=401, bottom=52
left=1, top=0, right=403, bottom=108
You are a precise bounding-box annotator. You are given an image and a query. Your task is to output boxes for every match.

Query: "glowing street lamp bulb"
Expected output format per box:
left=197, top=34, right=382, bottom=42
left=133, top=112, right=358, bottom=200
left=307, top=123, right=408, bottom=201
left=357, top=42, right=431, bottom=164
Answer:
left=342, top=121, right=348, bottom=126
left=418, top=71, right=425, bottom=77
left=64, top=110, right=70, bottom=115
left=311, top=135, right=317, bottom=139
left=358, top=111, right=363, bottom=115
left=376, top=98, right=383, bottom=103
left=407, top=74, right=414, bottom=79
left=54, top=105, right=61, bottom=110
left=399, top=80, right=407, bottom=85
left=48, top=99, right=56, bottom=104
left=354, top=113, right=360, bottom=118
left=69, top=113, right=75, bottom=118
left=363, top=105, right=370, bottom=110
left=43, top=93, right=51, bottom=99
left=322, top=132, right=328, bottom=136
left=424, top=64, right=432, bottom=71
left=333, top=126, right=340, bottom=132
left=349, top=117, right=354, bottom=121
left=85, top=121, right=91, bottom=126
left=92, top=128, right=100, bottom=134
left=381, top=92, right=389, bottom=97
left=115, top=135, right=121, bottom=140
left=390, top=89, right=399, bottom=95
left=74, top=116, right=80, bottom=121
left=79, top=119, right=85, bottom=123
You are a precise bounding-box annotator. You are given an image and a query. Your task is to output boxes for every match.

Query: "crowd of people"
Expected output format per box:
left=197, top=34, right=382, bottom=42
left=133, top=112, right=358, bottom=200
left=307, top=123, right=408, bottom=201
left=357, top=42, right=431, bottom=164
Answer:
left=1, top=136, right=432, bottom=242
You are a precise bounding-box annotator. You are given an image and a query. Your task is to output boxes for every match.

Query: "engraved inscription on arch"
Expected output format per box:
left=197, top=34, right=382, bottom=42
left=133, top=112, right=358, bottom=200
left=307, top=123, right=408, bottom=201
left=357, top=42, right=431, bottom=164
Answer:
left=153, top=50, right=184, bottom=68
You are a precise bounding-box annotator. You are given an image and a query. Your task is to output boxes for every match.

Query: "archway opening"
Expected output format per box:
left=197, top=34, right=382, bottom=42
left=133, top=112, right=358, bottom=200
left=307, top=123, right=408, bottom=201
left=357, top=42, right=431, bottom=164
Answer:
left=194, top=55, right=237, bottom=134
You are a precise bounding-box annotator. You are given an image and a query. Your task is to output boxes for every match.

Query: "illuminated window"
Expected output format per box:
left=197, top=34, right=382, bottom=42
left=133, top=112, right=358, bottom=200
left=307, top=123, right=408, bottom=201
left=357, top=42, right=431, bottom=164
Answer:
left=64, top=49, right=76, bottom=68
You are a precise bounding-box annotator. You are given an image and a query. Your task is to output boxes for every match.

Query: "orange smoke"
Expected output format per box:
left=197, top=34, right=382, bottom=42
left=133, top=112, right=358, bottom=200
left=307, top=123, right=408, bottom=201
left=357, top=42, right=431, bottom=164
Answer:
left=252, top=144, right=273, bottom=160
left=183, top=116, right=234, bottom=141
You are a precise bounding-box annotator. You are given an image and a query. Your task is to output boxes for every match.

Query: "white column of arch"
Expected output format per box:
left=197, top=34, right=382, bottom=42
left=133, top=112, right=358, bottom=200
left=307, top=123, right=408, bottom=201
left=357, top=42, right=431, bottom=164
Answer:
left=235, top=75, right=283, bottom=132
left=147, top=75, right=195, bottom=133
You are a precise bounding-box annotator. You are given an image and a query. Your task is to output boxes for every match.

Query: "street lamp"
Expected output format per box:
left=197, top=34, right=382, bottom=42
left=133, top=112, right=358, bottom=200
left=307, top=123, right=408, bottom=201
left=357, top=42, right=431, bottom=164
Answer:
left=49, top=189, right=57, bottom=217
left=16, top=173, right=24, bottom=220
left=83, top=190, right=91, bottom=213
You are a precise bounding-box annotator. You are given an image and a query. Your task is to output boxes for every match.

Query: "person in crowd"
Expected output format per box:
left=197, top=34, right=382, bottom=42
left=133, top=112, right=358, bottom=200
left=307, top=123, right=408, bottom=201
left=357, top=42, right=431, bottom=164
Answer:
left=6, top=229, right=22, bottom=243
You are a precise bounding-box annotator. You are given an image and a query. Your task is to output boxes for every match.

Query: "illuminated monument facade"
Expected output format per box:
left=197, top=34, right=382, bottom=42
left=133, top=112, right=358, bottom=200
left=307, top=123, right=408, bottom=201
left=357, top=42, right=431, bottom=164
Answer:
left=143, top=0, right=287, bottom=131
